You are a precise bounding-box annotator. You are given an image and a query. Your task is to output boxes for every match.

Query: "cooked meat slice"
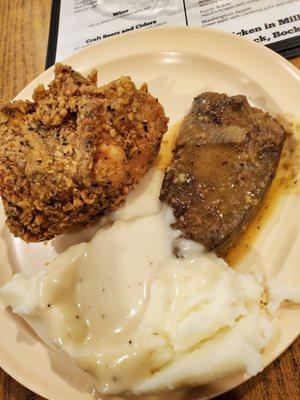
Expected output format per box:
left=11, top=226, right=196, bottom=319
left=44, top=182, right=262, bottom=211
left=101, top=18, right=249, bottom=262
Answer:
left=160, top=92, right=286, bottom=252
left=0, top=64, right=168, bottom=242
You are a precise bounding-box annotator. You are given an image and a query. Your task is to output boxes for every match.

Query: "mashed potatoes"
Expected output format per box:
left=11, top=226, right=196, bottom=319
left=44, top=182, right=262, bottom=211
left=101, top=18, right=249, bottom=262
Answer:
left=1, top=168, right=300, bottom=396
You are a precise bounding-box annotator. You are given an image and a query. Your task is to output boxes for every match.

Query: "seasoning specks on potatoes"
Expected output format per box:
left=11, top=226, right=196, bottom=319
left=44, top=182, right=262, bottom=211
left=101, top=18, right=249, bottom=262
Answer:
left=0, top=64, right=168, bottom=242
left=160, top=92, right=286, bottom=253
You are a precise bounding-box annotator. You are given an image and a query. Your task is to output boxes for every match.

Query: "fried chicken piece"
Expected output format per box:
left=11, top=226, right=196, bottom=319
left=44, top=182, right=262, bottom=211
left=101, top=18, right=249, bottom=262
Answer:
left=0, top=64, right=168, bottom=242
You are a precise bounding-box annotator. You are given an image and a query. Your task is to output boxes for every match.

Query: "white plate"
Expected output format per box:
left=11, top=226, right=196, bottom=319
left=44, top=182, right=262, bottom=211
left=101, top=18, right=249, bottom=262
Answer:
left=0, top=27, right=299, bottom=400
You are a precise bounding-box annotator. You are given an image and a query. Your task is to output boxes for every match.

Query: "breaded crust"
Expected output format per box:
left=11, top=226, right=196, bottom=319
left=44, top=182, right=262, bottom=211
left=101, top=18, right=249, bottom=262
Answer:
left=0, top=64, right=168, bottom=241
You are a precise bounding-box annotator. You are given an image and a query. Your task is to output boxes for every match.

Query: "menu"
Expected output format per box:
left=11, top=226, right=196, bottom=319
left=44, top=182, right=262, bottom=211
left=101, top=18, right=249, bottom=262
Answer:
left=47, top=0, right=300, bottom=67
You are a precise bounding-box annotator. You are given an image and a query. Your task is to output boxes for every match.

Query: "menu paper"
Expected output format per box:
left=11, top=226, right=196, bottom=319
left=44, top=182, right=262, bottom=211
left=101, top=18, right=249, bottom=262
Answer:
left=47, top=0, right=300, bottom=66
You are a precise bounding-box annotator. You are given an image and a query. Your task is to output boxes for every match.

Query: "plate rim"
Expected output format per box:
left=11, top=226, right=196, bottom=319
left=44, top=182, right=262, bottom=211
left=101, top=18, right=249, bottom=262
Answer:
left=0, top=26, right=299, bottom=400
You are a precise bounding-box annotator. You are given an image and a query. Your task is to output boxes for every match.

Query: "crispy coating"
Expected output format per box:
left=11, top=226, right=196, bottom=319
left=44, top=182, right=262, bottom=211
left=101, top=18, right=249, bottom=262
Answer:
left=0, top=64, right=168, bottom=242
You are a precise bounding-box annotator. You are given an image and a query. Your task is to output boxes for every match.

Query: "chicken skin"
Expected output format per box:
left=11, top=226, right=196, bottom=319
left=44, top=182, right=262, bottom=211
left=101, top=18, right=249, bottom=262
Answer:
left=0, top=64, right=168, bottom=242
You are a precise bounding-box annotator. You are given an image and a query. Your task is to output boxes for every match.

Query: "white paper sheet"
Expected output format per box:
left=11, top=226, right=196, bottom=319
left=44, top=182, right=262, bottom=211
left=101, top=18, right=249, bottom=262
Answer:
left=55, top=0, right=300, bottom=61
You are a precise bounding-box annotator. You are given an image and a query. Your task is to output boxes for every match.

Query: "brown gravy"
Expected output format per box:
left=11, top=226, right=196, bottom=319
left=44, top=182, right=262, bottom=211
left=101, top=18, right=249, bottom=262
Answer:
left=222, top=114, right=300, bottom=266
left=154, top=121, right=181, bottom=171
left=158, top=115, right=300, bottom=267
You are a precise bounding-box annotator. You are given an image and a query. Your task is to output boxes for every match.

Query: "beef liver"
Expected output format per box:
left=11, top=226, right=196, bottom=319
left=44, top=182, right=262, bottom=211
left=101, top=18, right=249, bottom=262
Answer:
left=160, top=92, right=286, bottom=252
